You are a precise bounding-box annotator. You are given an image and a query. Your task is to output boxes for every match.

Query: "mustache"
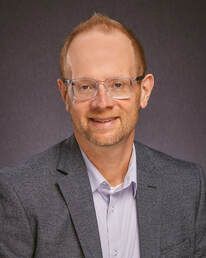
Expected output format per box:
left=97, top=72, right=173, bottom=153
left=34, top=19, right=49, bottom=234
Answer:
left=88, top=112, right=120, bottom=118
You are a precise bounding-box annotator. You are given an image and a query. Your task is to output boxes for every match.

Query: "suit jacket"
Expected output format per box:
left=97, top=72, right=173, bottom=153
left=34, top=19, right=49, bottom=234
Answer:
left=0, top=135, right=206, bottom=258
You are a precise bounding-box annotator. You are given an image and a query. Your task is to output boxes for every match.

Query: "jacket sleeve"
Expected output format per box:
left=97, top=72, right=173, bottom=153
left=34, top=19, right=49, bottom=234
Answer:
left=0, top=171, right=34, bottom=258
left=195, top=165, right=206, bottom=256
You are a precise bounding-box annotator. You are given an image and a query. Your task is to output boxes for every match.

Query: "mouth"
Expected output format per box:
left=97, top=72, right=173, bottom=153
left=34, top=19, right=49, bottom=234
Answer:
left=89, top=117, right=119, bottom=128
left=90, top=117, right=117, bottom=123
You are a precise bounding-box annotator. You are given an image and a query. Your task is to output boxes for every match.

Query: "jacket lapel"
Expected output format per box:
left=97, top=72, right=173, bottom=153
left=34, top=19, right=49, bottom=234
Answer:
left=135, top=142, right=161, bottom=257
left=55, top=137, right=161, bottom=257
left=56, top=136, right=103, bottom=258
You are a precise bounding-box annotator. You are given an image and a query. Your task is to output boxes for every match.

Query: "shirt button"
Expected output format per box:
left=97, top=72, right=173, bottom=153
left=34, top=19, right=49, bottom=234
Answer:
left=113, top=249, right=118, bottom=256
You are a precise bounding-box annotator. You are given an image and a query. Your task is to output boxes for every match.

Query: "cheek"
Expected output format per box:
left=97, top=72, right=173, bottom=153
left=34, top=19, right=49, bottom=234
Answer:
left=124, top=97, right=140, bottom=122
left=125, top=95, right=140, bottom=113
left=65, top=94, right=72, bottom=112
left=69, top=104, right=88, bottom=124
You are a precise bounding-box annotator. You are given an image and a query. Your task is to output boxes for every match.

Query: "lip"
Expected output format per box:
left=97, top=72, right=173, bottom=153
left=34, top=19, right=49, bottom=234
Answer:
left=90, top=117, right=117, bottom=122
left=89, top=117, right=119, bottom=129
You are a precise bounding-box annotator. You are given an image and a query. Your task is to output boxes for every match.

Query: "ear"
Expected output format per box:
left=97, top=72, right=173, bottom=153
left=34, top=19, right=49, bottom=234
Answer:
left=57, top=79, right=67, bottom=103
left=139, top=73, right=154, bottom=109
left=57, top=79, right=71, bottom=112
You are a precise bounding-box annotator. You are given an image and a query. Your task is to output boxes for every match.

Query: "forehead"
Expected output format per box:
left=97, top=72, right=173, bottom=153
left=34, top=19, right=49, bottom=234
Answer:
left=66, top=29, right=137, bottom=78
left=69, top=28, right=133, bottom=49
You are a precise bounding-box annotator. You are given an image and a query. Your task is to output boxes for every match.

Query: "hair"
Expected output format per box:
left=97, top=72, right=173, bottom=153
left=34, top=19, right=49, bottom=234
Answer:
left=60, top=13, right=147, bottom=78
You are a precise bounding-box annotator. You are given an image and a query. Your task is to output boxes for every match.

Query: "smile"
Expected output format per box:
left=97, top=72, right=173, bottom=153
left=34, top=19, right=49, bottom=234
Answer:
left=89, top=117, right=119, bottom=128
left=90, top=117, right=117, bottom=123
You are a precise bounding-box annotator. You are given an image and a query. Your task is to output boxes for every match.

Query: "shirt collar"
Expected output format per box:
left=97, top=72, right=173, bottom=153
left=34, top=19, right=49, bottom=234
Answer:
left=81, top=144, right=137, bottom=197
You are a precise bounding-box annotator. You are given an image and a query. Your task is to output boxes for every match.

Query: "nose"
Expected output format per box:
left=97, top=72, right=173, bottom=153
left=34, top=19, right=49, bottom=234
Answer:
left=90, top=83, right=114, bottom=110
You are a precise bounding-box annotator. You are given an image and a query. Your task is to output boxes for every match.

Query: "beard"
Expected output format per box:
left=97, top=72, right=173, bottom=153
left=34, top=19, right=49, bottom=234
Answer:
left=71, top=110, right=139, bottom=147
left=83, top=122, right=136, bottom=146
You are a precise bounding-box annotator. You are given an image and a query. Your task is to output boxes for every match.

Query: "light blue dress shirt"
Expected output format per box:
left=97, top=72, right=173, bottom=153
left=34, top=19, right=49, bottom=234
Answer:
left=81, top=145, right=140, bottom=258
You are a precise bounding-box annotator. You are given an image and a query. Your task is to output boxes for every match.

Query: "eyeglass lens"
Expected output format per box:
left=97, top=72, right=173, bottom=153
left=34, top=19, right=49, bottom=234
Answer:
left=71, top=78, right=135, bottom=101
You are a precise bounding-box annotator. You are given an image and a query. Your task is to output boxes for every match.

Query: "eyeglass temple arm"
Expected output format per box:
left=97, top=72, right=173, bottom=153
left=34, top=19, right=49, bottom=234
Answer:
left=62, top=79, right=72, bottom=84
left=135, top=74, right=145, bottom=82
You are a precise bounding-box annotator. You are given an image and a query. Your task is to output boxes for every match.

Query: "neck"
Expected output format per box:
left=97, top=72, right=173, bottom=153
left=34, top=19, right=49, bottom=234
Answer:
left=76, top=134, right=135, bottom=187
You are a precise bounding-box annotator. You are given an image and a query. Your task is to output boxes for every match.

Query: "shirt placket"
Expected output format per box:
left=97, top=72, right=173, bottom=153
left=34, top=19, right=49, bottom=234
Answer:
left=107, top=192, right=120, bottom=258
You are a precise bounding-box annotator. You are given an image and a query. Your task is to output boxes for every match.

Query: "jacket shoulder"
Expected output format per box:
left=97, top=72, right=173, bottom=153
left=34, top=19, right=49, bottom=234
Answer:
left=135, top=141, right=203, bottom=178
left=0, top=139, right=67, bottom=183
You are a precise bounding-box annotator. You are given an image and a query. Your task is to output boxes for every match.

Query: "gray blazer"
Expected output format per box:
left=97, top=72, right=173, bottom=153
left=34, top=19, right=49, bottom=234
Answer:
left=0, top=135, right=206, bottom=257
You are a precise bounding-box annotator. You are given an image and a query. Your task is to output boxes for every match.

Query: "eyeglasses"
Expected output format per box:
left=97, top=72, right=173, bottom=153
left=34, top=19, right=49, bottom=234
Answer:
left=62, top=75, right=144, bottom=102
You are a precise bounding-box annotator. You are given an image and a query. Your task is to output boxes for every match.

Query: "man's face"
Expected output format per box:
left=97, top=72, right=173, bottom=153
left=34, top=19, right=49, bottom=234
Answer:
left=60, top=30, right=152, bottom=147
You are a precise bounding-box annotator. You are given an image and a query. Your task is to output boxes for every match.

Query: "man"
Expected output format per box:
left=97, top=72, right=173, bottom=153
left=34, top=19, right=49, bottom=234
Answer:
left=0, top=13, right=206, bottom=258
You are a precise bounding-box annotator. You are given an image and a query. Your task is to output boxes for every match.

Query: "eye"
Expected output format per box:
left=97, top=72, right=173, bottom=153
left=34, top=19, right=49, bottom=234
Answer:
left=77, top=80, right=95, bottom=92
left=111, top=80, right=125, bottom=89
left=114, top=82, right=123, bottom=88
left=79, top=84, right=90, bottom=91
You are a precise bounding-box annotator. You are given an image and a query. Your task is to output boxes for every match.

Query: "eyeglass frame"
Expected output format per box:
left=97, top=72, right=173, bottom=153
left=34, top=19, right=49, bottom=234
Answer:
left=62, top=75, right=145, bottom=101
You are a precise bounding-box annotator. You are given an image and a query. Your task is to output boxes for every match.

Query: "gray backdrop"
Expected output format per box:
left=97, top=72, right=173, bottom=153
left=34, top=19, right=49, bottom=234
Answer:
left=0, top=0, right=206, bottom=170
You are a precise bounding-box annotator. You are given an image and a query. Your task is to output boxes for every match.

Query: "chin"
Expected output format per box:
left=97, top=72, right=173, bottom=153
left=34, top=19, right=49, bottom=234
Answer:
left=85, top=131, right=131, bottom=147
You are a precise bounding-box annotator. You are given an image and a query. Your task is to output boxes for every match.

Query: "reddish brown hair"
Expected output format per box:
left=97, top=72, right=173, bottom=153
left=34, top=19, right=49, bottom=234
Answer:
left=60, top=13, right=147, bottom=78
